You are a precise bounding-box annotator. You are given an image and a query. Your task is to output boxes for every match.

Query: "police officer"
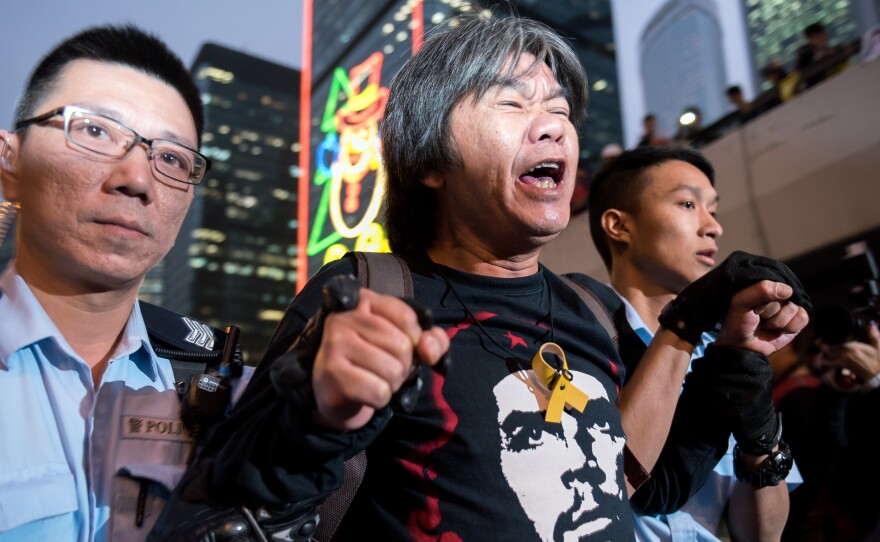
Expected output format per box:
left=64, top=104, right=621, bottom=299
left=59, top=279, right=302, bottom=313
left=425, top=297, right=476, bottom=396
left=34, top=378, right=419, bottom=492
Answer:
left=0, top=25, right=237, bottom=541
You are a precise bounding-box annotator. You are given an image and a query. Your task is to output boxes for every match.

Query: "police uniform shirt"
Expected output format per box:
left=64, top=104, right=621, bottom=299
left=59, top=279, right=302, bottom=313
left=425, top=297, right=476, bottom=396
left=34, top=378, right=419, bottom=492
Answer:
left=0, top=264, right=192, bottom=542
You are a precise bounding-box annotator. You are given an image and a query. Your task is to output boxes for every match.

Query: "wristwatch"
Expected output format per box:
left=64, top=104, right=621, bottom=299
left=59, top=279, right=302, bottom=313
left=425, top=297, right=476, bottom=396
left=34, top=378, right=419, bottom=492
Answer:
left=733, top=440, right=793, bottom=488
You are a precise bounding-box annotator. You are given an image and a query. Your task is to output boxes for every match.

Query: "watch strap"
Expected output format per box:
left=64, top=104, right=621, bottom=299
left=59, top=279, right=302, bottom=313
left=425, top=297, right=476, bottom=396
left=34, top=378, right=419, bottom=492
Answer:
left=733, top=439, right=793, bottom=488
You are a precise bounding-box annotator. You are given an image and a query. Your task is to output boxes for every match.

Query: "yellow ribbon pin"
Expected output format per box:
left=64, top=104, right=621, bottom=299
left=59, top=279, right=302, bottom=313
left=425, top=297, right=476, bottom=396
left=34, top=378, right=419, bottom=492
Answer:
left=531, top=342, right=589, bottom=423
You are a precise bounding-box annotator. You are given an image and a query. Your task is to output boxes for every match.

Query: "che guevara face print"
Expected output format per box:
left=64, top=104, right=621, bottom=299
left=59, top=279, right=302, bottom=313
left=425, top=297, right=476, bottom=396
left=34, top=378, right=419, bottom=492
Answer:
left=494, top=369, right=626, bottom=541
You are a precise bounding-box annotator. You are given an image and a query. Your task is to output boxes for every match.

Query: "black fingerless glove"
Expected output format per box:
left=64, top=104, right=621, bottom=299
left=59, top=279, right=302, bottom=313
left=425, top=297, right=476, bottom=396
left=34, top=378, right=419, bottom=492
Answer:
left=270, top=274, right=361, bottom=413
left=659, top=250, right=812, bottom=344
left=686, top=345, right=781, bottom=455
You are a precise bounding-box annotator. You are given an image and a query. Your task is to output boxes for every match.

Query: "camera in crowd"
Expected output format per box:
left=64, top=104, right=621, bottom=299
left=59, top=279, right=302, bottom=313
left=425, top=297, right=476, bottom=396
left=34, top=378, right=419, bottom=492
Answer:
left=813, top=248, right=879, bottom=345
left=812, top=247, right=879, bottom=391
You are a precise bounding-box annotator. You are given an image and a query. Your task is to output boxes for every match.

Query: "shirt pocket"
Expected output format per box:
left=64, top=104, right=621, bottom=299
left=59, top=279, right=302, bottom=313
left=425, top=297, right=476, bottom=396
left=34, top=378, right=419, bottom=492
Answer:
left=0, top=462, right=77, bottom=531
left=111, top=461, right=188, bottom=539
left=108, top=388, right=193, bottom=539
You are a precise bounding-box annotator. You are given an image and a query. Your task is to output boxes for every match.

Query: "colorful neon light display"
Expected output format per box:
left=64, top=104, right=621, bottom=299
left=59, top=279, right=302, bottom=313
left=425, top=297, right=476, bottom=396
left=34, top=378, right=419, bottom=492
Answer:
left=298, top=0, right=440, bottom=291
left=307, top=52, right=390, bottom=266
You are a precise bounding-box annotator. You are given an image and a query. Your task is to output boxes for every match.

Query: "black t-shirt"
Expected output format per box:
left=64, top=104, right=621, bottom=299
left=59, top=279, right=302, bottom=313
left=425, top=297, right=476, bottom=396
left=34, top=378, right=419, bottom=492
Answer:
left=212, top=253, right=636, bottom=541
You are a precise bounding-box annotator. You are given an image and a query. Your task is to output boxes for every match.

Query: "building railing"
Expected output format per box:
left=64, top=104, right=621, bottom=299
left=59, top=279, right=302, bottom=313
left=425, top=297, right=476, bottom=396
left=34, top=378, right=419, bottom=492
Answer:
left=689, top=38, right=864, bottom=149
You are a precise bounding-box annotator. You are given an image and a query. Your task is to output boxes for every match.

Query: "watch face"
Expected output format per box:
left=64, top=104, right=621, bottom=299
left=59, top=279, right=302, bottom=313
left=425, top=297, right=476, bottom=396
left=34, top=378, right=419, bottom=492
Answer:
left=734, top=441, right=793, bottom=488
left=773, top=450, right=794, bottom=472
left=767, top=444, right=794, bottom=478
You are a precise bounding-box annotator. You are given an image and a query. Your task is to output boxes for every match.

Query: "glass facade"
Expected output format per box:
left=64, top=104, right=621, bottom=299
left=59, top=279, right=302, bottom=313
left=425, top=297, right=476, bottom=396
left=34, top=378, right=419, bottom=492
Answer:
left=161, top=44, right=300, bottom=362
left=640, top=0, right=727, bottom=140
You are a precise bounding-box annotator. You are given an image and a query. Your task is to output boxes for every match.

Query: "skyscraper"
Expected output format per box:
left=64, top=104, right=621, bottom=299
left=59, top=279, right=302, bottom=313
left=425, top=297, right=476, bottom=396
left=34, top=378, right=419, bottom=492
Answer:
left=639, top=0, right=727, bottom=142
left=161, top=44, right=300, bottom=362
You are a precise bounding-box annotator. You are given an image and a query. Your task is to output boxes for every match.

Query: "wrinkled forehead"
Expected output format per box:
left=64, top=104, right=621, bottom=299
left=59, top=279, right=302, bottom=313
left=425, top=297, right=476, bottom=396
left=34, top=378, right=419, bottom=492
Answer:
left=467, top=52, right=563, bottom=104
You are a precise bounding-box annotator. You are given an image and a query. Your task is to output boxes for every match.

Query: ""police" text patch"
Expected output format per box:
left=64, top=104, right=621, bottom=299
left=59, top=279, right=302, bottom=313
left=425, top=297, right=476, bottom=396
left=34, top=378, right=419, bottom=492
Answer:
left=123, top=416, right=192, bottom=442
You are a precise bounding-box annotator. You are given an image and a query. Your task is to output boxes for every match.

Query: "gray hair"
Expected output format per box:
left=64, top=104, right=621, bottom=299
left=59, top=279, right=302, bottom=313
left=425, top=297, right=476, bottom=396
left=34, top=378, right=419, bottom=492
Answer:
left=381, top=13, right=588, bottom=254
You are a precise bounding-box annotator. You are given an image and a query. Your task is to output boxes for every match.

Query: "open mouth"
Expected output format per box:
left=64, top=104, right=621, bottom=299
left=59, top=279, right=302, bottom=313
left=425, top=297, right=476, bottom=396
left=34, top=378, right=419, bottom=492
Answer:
left=697, top=249, right=717, bottom=264
left=520, top=161, right=563, bottom=189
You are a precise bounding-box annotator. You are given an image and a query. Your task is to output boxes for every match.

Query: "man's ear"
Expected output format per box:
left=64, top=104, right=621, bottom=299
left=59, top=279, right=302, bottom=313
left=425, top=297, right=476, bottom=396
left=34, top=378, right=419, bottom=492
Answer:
left=601, top=209, right=630, bottom=245
left=0, top=131, right=21, bottom=201
left=0, top=130, right=18, bottom=201
left=421, top=172, right=444, bottom=189
left=0, top=132, right=12, bottom=171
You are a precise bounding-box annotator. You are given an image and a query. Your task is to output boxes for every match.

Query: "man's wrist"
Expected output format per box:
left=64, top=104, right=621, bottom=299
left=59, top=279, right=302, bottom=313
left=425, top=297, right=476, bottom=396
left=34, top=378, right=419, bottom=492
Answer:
left=733, top=440, right=793, bottom=488
left=658, top=297, right=714, bottom=345
left=737, top=411, right=782, bottom=456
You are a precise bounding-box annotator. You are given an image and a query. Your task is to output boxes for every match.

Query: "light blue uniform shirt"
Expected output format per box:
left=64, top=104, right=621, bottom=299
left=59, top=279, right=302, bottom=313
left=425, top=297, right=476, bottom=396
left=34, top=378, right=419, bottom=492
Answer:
left=0, top=264, right=192, bottom=541
left=615, top=294, right=801, bottom=542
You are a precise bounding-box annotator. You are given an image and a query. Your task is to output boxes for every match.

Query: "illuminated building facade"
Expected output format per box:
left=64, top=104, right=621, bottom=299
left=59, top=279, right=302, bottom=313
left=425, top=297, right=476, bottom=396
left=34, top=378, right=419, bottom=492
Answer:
left=744, top=0, right=878, bottom=88
left=161, top=44, right=300, bottom=362
left=299, top=0, right=621, bottom=286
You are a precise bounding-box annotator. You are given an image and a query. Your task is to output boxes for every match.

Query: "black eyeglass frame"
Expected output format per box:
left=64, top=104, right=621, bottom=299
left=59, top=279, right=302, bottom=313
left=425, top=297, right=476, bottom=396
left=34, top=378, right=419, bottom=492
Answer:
left=14, top=105, right=211, bottom=185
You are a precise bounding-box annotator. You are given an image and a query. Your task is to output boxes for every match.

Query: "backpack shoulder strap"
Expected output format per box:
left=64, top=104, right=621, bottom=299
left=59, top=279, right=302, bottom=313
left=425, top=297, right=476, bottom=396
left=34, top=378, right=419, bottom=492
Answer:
left=559, top=275, right=652, bottom=489
left=353, top=251, right=413, bottom=298
left=314, top=251, right=412, bottom=542
left=558, top=275, right=619, bottom=351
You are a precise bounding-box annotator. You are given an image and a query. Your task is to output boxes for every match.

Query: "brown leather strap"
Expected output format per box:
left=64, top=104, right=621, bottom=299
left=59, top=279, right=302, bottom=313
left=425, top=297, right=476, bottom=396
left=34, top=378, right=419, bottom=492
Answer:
left=559, top=276, right=649, bottom=488
left=558, top=275, right=618, bottom=350
left=312, top=451, right=367, bottom=542
left=354, top=251, right=413, bottom=298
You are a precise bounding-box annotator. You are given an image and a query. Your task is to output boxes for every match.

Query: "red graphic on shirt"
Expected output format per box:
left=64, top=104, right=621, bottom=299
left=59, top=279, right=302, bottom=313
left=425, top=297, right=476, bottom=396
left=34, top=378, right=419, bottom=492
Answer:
left=608, top=359, right=619, bottom=376
left=447, top=311, right=497, bottom=340
left=404, top=309, right=569, bottom=539
left=403, top=369, right=459, bottom=540
left=504, top=330, right=527, bottom=349
left=608, top=359, right=621, bottom=394
left=404, top=311, right=494, bottom=539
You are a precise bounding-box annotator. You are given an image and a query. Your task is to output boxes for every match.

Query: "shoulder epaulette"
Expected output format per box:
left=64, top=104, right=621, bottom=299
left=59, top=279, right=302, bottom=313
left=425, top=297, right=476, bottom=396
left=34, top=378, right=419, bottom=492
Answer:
left=140, top=300, right=225, bottom=353
left=139, top=300, right=241, bottom=383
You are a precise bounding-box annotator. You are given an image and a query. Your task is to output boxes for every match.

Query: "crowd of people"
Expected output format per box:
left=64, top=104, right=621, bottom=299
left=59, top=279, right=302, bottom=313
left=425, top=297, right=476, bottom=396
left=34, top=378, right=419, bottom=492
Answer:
left=0, top=10, right=875, bottom=542
left=631, top=20, right=869, bottom=154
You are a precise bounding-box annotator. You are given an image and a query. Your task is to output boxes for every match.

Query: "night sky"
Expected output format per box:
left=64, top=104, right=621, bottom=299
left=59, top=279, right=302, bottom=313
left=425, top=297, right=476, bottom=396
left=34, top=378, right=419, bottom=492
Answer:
left=1, top=0, right=304, bottom=129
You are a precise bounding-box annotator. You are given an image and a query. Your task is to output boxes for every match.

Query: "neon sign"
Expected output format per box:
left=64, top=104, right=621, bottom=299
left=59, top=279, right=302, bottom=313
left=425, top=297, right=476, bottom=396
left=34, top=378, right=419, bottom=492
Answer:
left=298, top=0, right=437, bottom=290
left=307, top=52, right=391, bottom=266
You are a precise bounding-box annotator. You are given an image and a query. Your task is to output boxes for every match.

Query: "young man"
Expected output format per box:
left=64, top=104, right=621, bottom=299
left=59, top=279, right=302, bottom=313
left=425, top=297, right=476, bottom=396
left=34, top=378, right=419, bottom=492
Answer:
left=156, top=14, right=810, bottom=541
left=0, top=25, right=226, bottom=541
left=588, top=145, right=799, bottom=541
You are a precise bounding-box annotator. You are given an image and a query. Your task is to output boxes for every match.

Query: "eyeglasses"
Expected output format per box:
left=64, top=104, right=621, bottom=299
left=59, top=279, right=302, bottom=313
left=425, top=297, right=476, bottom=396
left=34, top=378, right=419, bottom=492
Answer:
left=15, top=105, right=210, bottom=185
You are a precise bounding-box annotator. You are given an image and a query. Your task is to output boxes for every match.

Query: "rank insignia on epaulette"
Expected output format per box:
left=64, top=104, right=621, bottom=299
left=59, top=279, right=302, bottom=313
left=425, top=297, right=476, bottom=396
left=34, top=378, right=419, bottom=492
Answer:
left=182, top=316, right=216, bottom=350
